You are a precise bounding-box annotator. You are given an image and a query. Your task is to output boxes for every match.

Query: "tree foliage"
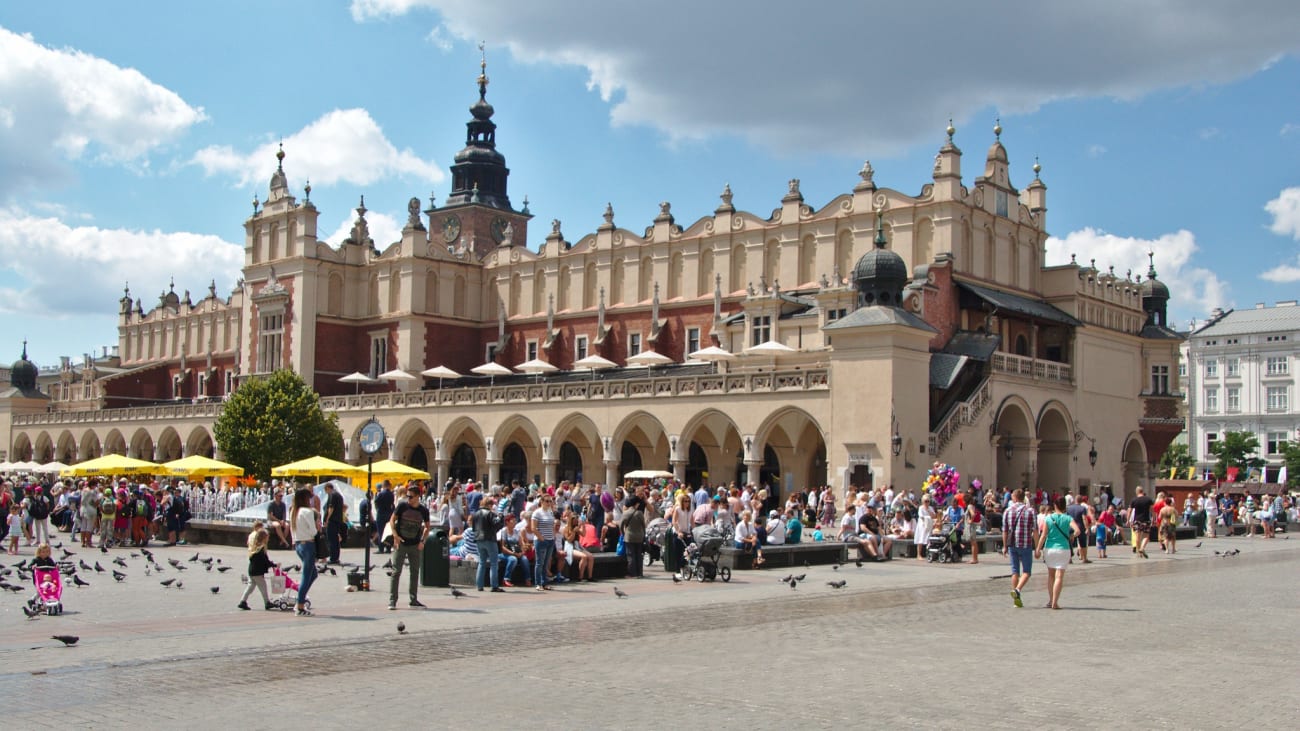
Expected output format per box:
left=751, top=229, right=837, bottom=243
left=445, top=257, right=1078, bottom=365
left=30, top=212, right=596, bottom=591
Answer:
left=1208, top=430, right=1264, bottom=480
left=1158, top=442, right=1194, bottom=473
left=213, top=370, right=343, bottom=481
left=1280, top=442, right=1300, bottom=487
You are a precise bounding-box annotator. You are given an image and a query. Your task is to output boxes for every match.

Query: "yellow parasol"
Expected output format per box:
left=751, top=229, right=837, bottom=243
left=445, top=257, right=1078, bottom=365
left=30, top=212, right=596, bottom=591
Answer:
left=271, top=455, right=366, bottom=479
left=162, top=455, right=245, bottom=479
left=60, top=453, right=161, bottom=477
left=350, top=459, right=430, bottom=488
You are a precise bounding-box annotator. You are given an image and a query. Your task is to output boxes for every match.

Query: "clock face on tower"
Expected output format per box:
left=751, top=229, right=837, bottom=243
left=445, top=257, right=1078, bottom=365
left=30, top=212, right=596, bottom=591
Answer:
left=442, top=215, right=461, bottom=243
left=359, top=420, right=386, bottom=455
left=490, top=216, right=509, bottom=243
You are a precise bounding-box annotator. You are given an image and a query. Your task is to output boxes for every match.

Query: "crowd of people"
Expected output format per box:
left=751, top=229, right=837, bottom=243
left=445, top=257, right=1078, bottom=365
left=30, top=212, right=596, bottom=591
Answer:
left=1, top=475, right=194, bottom=553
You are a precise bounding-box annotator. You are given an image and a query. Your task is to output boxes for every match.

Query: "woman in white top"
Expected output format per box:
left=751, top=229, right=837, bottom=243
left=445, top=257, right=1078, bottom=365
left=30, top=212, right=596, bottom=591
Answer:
left=733, top=510, right=764, bottom=566
left=914, top=496, right=936, bottom=560
left=289, top=487, right=320, bottom=616
left=665, top=494, right=693, bottom=574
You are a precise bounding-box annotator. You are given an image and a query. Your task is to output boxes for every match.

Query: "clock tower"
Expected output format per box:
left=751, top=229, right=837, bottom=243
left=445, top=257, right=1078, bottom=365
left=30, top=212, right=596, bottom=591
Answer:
left=437, top=47, right=530, bottom=259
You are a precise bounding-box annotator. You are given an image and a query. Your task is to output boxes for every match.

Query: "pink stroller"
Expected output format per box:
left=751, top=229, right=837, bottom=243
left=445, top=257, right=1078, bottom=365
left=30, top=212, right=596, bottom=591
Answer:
left=29, top=567, right=64, bottom=616
left=266, top=565, right=308, bottom=611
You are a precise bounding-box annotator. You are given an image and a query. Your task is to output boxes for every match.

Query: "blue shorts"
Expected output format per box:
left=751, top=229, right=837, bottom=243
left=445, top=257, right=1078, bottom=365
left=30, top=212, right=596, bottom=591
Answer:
left=1095, top=525, right=1108, bottom=549
left=1008, top=546, right=1033, bottom=576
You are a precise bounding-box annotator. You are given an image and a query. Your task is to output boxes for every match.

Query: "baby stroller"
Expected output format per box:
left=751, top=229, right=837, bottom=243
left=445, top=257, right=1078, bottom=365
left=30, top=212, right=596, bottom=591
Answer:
left=926, top=523, right=964, bottom=563
left=645, top=517, right=669, bottom=566
left=266, top=565, right=309, bottom=612
left=29, top=566, right=64, bottom=616
left=681, top=525, right=731, bottom=582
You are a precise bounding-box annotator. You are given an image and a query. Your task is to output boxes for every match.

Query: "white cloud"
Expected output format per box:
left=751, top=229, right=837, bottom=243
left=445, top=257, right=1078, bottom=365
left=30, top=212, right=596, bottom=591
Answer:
left=0, top=208, right=242, bottom=318
left=1281, top=123, right=1300, bottom=136
left=1045, top=227, right=1230, bottom=325
left=426, top=26, right=455, bottom=52
left=350, top=1, right=1300, bottom=156
left=1087, top=144, right=1108, bottom=158
left=0, top=27, right=205, bottom=197
left=1260, top=260, right=1300, bottom=283
left=323, top=207, right=403, bottom=249
left=1198, top=127, right=1220, bottom=140
left=1264, top=187, right=1300, bottom=240
left=191, top=108, right=443, bottom=190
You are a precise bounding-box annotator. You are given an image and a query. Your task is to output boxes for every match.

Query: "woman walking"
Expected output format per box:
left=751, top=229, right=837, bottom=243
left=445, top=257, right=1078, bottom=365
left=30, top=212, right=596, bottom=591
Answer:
left=620, top=495, right=646, bottom=577
left=290, top=487, right=319, bottom=616
left=1035, top=495, right=1079, bottom=610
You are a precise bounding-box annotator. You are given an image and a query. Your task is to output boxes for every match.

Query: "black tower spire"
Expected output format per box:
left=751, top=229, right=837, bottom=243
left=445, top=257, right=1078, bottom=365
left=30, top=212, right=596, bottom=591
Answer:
left=445, top=43, right=512, bottom=210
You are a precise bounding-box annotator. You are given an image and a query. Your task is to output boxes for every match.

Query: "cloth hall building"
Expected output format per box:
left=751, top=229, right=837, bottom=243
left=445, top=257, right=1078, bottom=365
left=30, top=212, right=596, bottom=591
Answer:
left=1, top=71, right=1183, bottom=501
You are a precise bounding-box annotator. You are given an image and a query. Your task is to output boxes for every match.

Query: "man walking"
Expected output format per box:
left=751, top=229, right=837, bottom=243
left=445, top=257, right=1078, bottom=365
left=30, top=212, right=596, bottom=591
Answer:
left=1066, top=492, right=1093, bottom=563
left=471, top=495, right=505, bottom=592
left=1128, top=486, right=1155, bottom=559
left=388, top=485, right=429, bottom=609
left=1002, top=488, right=1038, bottom=607
left=373, top=481, right=394, bottom=553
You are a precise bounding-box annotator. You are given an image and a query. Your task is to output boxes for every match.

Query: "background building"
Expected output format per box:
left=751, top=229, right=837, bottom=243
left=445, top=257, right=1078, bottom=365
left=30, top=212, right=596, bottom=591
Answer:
left=3, top=70, right=1182, bottom=501
left=1186, top=301, right=1300, bottom=478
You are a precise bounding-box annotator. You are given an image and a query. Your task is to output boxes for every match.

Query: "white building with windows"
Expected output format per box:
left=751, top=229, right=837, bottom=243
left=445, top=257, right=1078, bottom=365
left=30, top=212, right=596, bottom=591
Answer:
left=1186, top=301, right=1300, bottom=478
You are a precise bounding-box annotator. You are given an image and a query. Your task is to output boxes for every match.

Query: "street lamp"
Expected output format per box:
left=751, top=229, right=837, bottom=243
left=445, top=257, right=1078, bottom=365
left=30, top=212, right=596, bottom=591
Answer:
left=1002, top=434, right=1014, bottom=461
left=1074, top=428, right=1098, bottom=469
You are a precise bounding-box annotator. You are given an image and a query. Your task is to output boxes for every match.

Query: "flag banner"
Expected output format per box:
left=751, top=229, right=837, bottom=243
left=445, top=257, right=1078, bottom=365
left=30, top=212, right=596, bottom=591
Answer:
left=1280, top=465, right=1289, bottom=484
left=1226, top=466, right=1239, bottom=482
left=1169, top=467, right=1177, bottom=479
left=1186, top=466, right=1197, bottom=480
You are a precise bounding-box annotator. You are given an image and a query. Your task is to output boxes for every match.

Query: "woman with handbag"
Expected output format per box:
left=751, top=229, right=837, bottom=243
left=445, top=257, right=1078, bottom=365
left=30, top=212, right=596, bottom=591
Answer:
left=1035, top=495, right=1079, bottom=610
left=290, top=487, right=320, bottom=616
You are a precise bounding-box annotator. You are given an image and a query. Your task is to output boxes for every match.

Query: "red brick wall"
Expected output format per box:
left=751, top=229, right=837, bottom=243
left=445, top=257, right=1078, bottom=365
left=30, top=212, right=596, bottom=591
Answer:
left=500, top=302, right=721, bottom=368
left=923, top=261, right=960, bottom=350
left=421, top=321, right=493, bottom=373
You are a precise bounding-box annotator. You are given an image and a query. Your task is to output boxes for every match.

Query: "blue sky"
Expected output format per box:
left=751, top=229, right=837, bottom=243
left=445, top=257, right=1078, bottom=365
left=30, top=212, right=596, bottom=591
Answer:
left=2, top=1, right=1299, bottom=369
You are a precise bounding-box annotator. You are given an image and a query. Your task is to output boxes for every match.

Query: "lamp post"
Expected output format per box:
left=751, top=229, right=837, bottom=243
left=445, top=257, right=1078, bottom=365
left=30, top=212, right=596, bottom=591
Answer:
left=358, top=417, right=387, bottom=591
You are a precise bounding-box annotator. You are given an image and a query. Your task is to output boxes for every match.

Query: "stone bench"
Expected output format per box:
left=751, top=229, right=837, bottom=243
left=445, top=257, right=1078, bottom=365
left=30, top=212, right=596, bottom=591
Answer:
left=447, top=550, right=626, bottom=586
left=719, top=541, right=848, bottom=570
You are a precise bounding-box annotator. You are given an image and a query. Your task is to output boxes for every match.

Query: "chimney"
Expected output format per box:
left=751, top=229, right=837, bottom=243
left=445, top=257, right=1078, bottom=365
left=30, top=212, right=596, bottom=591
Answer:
left=1255, top=303, right=1265, bottom=309
left=1277, top=300, right=1297, bottom=307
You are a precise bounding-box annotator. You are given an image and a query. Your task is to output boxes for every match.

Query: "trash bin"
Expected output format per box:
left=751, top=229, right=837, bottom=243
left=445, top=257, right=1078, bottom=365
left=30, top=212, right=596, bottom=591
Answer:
left=421, top=527, right=449, bottom=587
left=661, top=532, right=679, bottom=573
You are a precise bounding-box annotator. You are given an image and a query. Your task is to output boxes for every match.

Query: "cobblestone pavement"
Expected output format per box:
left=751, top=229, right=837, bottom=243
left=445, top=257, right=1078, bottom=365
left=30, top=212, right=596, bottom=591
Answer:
left=1, top=535, right=1296, bottom=729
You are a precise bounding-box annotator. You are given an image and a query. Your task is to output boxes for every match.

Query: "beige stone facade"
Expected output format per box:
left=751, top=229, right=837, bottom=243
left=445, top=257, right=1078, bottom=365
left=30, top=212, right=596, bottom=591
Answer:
left=2, top=80, right=1182, bottom=502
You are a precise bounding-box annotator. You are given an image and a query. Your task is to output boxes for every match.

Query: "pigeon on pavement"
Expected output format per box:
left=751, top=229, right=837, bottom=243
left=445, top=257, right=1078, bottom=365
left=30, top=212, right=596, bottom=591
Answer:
left=827, top=580, right=847, bottom=589
left=51, top=635, right=79, bottom=646
left=450, top=587, right=466, bottom=598
left=72, top=575, right=90, bottom=587
left=209, top=586, right=220, bottom=594
left=112, top=571, right=127, bottom=582
left=22, top=604, right=40, bottom=619
left=159, top=579, right=176, bottom=587
left=613, top=586, right=628, bottom=598
left=397, top=622, right=407, bottom=634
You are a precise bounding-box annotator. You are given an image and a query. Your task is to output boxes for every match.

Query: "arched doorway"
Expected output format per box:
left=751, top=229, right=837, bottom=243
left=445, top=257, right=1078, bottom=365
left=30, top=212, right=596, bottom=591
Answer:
left=686, top=442, right=708, bottom=488
left=408, top=445, right=429, bottom=473
left=679, top=409, right=744, bottom=487
left=994, top=399, right=1034, bottom=490
left=450, top=443, right=477, bottom=482
left=501, top=443, right=528, bottom=485
left=760, top=445, right=781, bottom=498
left=619, top=442, right=642, bottom=476
left=1122, top=435, right=1148, bottom=502
left=558, top=442, right=583, bottom=483
left=1037, top=405, right=1073, bottom=494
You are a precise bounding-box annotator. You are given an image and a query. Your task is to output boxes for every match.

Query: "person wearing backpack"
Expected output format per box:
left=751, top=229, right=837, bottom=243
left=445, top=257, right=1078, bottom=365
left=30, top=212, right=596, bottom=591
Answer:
left=130, top=487, right=154, bottom=547
left=27, top=485, right=51, bottom=546
left=98, top=487, right=117, bottom=548
left=165, top=486, right=190, bottom=546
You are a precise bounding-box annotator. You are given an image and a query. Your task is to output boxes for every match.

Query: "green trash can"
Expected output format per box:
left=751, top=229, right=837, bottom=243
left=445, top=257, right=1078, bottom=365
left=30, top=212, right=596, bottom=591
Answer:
left=662, top=533, right=679, bottom=573
left=421, top=528, right=450, bottom=587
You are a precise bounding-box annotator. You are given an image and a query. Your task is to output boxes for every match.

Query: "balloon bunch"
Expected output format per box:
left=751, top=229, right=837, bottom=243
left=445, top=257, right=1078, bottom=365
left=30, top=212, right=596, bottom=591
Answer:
left=923, top=461, right=960, bottom=506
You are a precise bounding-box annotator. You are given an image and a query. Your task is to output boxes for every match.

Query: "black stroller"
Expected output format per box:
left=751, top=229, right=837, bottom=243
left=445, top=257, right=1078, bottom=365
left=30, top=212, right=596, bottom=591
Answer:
left=681, top=524, right=731, bottom=582
left=646, top=517, right=668, bottom=566
left=926, top=523, right=964, bottom=563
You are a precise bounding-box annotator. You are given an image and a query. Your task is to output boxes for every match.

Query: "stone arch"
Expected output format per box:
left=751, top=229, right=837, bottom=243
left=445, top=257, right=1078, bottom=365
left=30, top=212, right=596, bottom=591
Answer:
left=327, top=272, right=344, bottom=316
left=668, top=251, right=684, bottom=300
left=443, top=416, right=485, bottom=483
left=798, top=234, right=815, bottom=286
left=753, top=406, right=827, bottom=499
left=368, top=273, right=380, bottom=316
left=679, top=408, right=744, bottom=488
left=612, top=411, right=670, bottom=479
left=388, top=269, right=402, bottom=313
left=1121, top=432, right=1149, bottom=502
left=558, top=264, right=572, bottom=311
left=610, top=259, right=625, bottom=305
left=453, top=275, right=467, bottom=317
left=54, top=430, right=76, bottom=464
left=730, top=243, right=746, bottom=292
left=78, top=430, right=102, bottom=462
left=495, top=415, right=542, bottom=486
left=763, top=238, right=780, bottom=285
left=533, top=266, right=547, bottom=313
left=129, top=428, right=155, bottom=461
left=914, top=217, right=934, bottom=268
left=509, top=272, right=522, bottom=317
left=393, top=418, right=435, bottom=468
left=426, top=269, right=439, bottom=314
left=697, top=247, right=715, bottom=295
left=637, top=255, right=653, bottom=302
left=993, top=396, right=1035, bottom=490
left=11, top=432, right=33, bottom=462
left=103, top=429, right=126, bottom=457
left=1036, top=403, right=1073, bottom=494
left=550, top=412, right=605, bottom=485
left=583, top=261, right=597, bottom=310
left=834, top=229, right=853, bottom=285
left=184, top=426, right=215, bottom=459
left=156, top=426, right=183, bottom=462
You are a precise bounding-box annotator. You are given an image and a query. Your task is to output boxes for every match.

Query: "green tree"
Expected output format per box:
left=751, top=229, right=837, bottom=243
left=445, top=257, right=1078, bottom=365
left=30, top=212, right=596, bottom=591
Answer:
left=213, top=370, right=343, bottom=481
left=1158, top=442, right=1194, bottom=475
left=1208, top=430, right=1264, bottom=481
left=1279, top=442, right=1300, bottom=487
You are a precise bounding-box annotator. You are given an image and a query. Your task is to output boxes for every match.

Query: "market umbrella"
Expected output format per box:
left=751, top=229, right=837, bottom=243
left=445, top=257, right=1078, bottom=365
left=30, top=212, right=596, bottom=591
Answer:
left=0, top=461, right=13, bottom=472
left=365, top=459, right=431, bottom=482
left=471, top=361, right=512, bottom=385
left=516, top=358, right=558, bottom=382
left=271, top=456, right=366, bottom=479
left=420, top=365, right=461, bottom=389
left=11, top=460, right=41, bottom=472
left=623, top=469, right=674, bottom=480
left=573, top=353, right=618, bottom=380
left=626, top=350, right=673, bottom=368
left=688, top=345, right=736, bottom=373
left=162, top=454, right=245, bottom=479
left=35, top=461, right=70, bottom=475
left=61, top=454, right=161, bottom=478
left=745, top=340, right=796, bottom=355
left=378, top=368, right=419, bottom=391
left=338, top=371, right=376, bottom=394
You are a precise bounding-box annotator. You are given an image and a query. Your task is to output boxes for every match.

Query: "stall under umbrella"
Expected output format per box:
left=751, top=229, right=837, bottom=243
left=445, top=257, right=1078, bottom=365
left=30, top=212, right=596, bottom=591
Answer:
left=271, top=456, right=366, bottom=480
left=162, top=454, right=245, bottom=479
left=61, top=454, right=161, bottom=478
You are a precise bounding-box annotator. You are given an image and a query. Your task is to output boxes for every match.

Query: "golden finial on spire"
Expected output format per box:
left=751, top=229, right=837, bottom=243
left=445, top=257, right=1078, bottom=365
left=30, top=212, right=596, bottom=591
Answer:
left=476, top=40, right=489, bottom=95
left=1033, top=155, right=1041, bottom=179
left=946, top=118, right=955, bottom=140
left=994, top=116, right=1002, bottom=140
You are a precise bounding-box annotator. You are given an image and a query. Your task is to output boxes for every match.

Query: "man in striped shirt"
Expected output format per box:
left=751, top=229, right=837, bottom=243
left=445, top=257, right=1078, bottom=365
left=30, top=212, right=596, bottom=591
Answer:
left=1002, top=488, right=1038, bottom=608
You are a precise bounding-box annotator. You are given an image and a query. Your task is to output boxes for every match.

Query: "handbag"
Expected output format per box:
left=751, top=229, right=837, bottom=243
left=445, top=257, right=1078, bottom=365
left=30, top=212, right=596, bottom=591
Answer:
left=313, top=531, right=327, bottom=557
left=616, top=534, right=626, bottom=556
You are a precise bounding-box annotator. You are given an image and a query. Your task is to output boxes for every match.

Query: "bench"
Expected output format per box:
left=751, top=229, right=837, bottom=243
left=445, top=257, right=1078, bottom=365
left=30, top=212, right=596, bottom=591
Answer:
left=447, top=550, right=627, bottom=586
left=719, top=541, right=847, bottom=570
left=185, top=519, right=370, bottom=549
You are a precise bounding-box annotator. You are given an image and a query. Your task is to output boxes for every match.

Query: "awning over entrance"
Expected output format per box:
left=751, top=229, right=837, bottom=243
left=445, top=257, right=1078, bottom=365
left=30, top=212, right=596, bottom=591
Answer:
left=958, top=281, right=1082, bottom=327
